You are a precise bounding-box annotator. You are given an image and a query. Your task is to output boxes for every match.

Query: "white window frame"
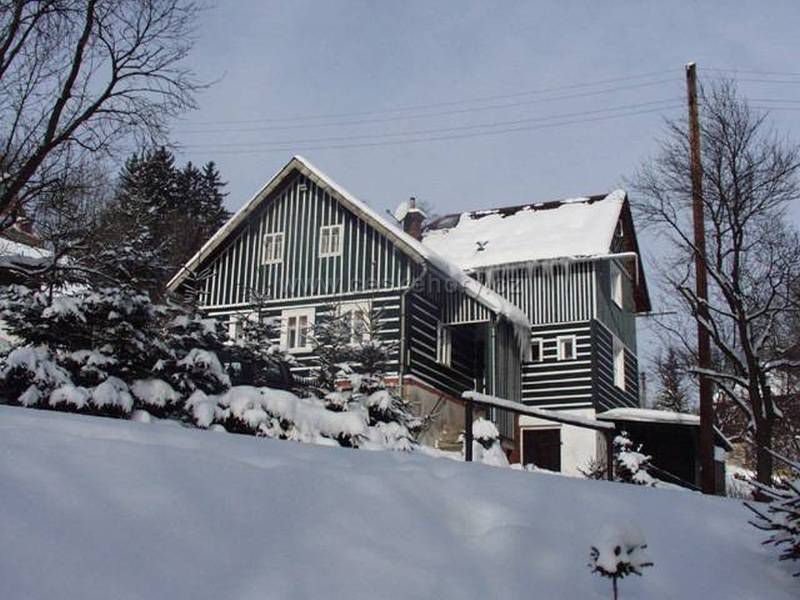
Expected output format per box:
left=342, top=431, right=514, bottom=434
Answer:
left=529, top=338, right=544, bottom=362
left=436, top=323, right=452, bottom=367
left=611, top=262, right=624, bottom=308
left=556, top=335, right=577, bottom=361
left=319, top=224, right=343, bottom=258
left=280, top=307, right=315, bottom=353
left=337, top=300, right=372, bottom=344
left=262, top=232, right=284, bottom=265
left=613, top=336, right=626, bottom=390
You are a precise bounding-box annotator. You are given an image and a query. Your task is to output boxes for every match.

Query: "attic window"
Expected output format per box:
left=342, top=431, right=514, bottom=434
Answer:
left=320, top=224, right=343, bottom=257
left=262, top=232, right=284, bottom=264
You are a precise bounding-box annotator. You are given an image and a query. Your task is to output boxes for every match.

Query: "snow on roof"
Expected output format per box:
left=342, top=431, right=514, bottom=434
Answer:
left=597, top=408, right=700, bottom=426
left=597, top=408, right=733, bottom=450
left=422, top=191, right=626, bottom=271
left=167, top=156, right=531, bottom=340
left=0, top=237, right=48, bottom=260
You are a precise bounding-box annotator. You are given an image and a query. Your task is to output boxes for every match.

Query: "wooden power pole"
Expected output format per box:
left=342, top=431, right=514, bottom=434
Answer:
left=686, top=62, right=716, bottom=495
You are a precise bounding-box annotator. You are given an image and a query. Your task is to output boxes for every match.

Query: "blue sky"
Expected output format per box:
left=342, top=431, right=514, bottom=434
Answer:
left=171, top=1, right=800, bottom=377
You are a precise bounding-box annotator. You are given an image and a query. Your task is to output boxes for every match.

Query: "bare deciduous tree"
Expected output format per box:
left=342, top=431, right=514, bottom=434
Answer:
left=632, top=80, right=800, bottom=486
left=0, top=0, right=202, bottom=230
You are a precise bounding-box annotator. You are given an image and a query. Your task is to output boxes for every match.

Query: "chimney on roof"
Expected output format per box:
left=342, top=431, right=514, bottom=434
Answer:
left=402, top=196, right=425, bottom=241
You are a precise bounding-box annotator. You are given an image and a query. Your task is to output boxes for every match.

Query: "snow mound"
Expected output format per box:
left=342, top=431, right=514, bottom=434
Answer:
left=0, top=406, right=796, bottom=599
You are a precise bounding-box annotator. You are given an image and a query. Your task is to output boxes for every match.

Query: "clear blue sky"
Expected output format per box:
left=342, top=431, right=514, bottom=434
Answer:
left=171, top=0, right=800, bottom=382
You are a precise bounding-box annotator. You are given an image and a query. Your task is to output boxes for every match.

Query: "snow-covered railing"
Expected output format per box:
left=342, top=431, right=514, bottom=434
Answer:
left=461, top=390, right=616, bottom=480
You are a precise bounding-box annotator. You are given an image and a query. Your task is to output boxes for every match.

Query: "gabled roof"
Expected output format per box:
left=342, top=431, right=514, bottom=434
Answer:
left=422, top=191, right=627, bottom=271
left=167, top=156, right=530, bottom=336
left=422, top=190, right=651, bottom=313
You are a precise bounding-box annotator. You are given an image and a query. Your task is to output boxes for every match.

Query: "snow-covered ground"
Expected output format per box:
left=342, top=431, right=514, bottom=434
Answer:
left=0, top=405, right=795, bottom=599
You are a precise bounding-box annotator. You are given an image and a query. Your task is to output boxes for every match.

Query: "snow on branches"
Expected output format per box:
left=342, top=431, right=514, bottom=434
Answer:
left=746, top=454, right=800, bottom=574
left=589, top=525, right=654, bottom=600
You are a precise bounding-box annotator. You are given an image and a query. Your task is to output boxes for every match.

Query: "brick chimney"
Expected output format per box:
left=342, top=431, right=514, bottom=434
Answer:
left=402, top=196, right=426, bottom=241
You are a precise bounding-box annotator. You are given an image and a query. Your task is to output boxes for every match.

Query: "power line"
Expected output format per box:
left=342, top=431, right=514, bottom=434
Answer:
left=179, top=98, right=681, bottom=149
left=190, top=103, right=682, bottom=156
left=175, top=78, right=679, bottom=134
left=176, top=68, right=679, bottom=126
left=705, top=67, right=800, bottom=78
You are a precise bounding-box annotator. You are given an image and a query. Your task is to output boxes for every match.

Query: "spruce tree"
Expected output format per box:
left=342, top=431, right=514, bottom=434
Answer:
left=653, top=347, right=690, bottom=413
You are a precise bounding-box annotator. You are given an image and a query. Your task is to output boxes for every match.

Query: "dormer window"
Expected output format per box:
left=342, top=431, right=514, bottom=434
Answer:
left=320, top=224, right=343, bottom=257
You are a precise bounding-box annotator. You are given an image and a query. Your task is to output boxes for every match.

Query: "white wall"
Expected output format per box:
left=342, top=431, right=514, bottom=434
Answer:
left=519, top=408, right=601, bottom=476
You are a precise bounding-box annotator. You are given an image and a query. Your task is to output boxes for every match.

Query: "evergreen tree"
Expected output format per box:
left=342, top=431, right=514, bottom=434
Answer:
left=613, top=432, right=657, bottom=486
left=653, top=347, right=690, bottom=413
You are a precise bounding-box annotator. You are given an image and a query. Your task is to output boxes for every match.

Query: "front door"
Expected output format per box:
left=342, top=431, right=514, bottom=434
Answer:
left=522, top=428, right=561, bottom=472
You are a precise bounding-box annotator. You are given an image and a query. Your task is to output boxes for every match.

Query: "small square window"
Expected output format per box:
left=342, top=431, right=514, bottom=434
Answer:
left=436, top=323, right=452, bottom=367
left=281, top=307, right=314, bottom=352
left=557, top=336, right=577, bottom=361
left=263, top=232, right=284, bottom=264
left=320, top=224, right=343, bottom=257
left=613, top=337, right=626, bottom=390
left=529, top=338, right=543, bottom=362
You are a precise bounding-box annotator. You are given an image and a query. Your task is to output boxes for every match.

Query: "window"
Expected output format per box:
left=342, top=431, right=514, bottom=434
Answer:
left=611, top=262, right=624, bottom=308
left=262, top=232, right=284, bottom=264
left=613, top=336, right=626, bottom=390
left=557, top=335, right=577, bottom=360
left=319, top=224, right=343, bottom=257
left=529, top=338, right=543, bottom=362
left=281, top=307, right=315, bottom=352
left=436, top=323, right=452, bottom=367
left=338, top=301, right=371, bottom=344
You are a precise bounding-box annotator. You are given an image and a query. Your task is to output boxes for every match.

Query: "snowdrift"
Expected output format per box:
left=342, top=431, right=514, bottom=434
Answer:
left=0, top=405, right=795, bottom=599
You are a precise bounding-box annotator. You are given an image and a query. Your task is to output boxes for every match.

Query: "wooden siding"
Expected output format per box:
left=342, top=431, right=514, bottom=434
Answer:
left=592, top=320, right=640, bottom=411
left=199, top=171, right=416, bottom=309
left=489, top=320, right=522, bottom=437
left=521, top=322, right=594, bottom=408
left=406, top=291, right=477, bottom=399
left=595, top=259, right=637, bottom=350
left=418, top=271, right=491, bottom=325
left=476, top=261, right=595, bottom=325
left=208, top=291, right=403, bottom=380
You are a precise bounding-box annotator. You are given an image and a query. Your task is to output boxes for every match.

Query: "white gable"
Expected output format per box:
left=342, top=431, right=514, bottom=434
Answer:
left=421, top=191, right=626, bottom=271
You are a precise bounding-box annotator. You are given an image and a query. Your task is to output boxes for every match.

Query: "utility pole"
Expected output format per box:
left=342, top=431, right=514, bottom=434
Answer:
left=686, top=62, right=716, bottom=495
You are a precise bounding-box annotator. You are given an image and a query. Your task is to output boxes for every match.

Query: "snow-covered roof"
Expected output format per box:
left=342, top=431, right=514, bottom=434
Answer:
left=422, top=191, right=626, bottom=271
left=597, top=408, right=700, bottom=426
left=168, top=156, right=530, bottom=339
left=597, top=408, right=733, bottom=450
left=0, top=237, right=48, bottom=260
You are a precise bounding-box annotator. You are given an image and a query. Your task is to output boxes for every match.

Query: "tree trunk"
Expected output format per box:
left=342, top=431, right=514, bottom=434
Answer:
left=754, top=415, right=774, bottom=494
left=612, top=576, right=619, bottom=600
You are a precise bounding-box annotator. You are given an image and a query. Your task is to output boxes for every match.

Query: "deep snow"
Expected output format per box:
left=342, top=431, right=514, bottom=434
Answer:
left=0, top=405, right=795, bottom=599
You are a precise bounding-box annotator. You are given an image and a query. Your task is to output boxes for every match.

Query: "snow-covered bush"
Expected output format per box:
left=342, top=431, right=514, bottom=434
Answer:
left=0, top=346, right=71, bottom=406
left=589, top=525, right=653, bottom=599
left=465, top=417, right=509, bottom=467
left=746, top=454, right=800, bottom=574
left=190, top=385, right=368, bottom=447
left=613, top=432, right=657, bottom=486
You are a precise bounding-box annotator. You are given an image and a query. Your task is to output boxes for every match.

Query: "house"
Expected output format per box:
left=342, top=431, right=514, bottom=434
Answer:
left=168, top=156, right=651, bottom=474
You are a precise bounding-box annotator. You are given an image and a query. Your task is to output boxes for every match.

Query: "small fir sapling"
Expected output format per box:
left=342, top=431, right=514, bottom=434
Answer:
left=746, top=452, right=800, bottom=574
left=589, top=525, right=654, bottom=600
left=613, top=432, right=657, bottom=486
